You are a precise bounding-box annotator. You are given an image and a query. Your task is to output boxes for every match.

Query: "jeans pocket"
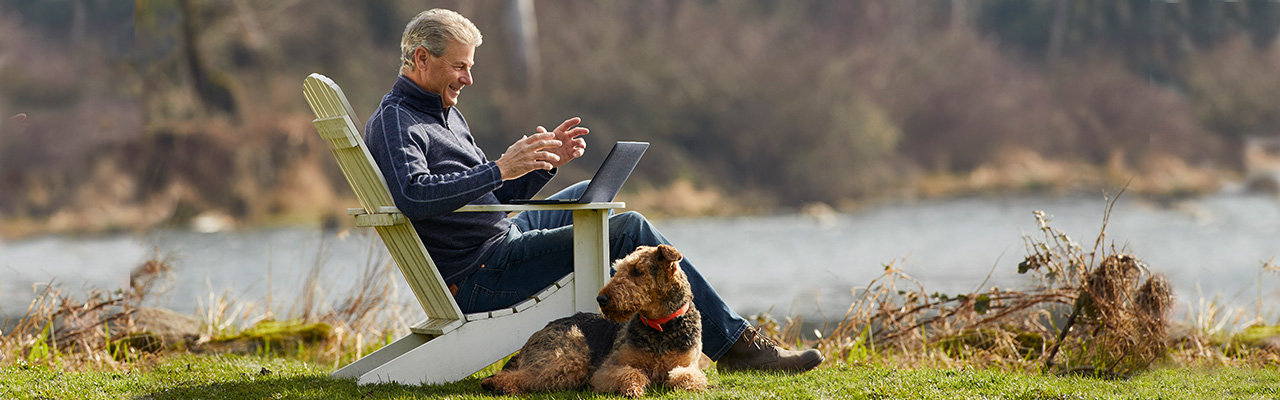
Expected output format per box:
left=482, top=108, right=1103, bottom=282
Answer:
left=464, top=281, right=521, bottom=313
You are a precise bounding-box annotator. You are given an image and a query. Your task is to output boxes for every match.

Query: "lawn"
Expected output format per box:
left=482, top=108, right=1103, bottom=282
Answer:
left=3, top=354, right=1278, bottom=399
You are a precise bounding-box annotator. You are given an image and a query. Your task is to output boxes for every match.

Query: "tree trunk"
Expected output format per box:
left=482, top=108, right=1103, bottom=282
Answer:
left=505, top=0, right=541, bottom=94
left=1047, top=0, right=1068, bottom=65
left=179, top=0, right=237, bottom=116
left=950, top=0, right=969, bottom=32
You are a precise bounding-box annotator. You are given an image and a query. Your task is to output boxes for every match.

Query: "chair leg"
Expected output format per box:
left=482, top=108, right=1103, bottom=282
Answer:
left=335, top=282, right=576, bottom=385
left=331, top=331, right=432, bottom=380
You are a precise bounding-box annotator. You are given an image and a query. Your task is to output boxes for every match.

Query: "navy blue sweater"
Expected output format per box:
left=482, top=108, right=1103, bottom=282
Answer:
left=364, top=76, right=553, bottom=285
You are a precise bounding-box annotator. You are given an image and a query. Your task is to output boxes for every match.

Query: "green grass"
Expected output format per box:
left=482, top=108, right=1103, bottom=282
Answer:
left=2, top=354, right=1278, bottom=399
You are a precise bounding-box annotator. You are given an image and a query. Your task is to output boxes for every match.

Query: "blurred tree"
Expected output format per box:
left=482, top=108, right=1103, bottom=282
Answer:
left=3, top=0, right=1272, bottom=227
left=504, top=0, right=540, bottom=93
left=178, top=0, right=237, bottom=116
left=1184, top=37, right=1280, bottom=139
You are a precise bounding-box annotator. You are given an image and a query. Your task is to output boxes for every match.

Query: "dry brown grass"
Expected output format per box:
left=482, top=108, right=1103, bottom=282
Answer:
left=2, top=282, right=140, bottom=369
left=187, top=231, right=414, bottom=367
left=751, top=189, right=1252, bottom=377
left=0, top=231, right=414, bottom=370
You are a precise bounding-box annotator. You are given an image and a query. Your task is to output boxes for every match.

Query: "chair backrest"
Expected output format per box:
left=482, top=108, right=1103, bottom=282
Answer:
left=303, top=73, right=464, bottom=328
left=302, top=74, right=397, bottom=212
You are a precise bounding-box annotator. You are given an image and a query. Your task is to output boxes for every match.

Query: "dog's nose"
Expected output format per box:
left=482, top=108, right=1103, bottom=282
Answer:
left=596, top=294, right=609, bottom=308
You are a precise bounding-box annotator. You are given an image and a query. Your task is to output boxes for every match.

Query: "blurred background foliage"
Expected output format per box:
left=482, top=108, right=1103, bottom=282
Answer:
left=1, top=0, right=1278, bottom=233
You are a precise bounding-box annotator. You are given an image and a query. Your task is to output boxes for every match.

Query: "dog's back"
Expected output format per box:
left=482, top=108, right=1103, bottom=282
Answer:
left=504, top=312, right=621, bottom=371
left=483, top=312, right=621, bottom=394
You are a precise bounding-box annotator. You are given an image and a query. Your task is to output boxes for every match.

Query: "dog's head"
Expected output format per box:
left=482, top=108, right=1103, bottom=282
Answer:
left=596, top=244, right=690, bottom=323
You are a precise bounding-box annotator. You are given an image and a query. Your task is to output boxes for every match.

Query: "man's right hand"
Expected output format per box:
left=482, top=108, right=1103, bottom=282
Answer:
left=495, top=132, right=563, bottom=180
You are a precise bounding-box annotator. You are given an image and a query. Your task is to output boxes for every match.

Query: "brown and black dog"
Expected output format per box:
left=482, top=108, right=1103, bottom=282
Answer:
left=480, top=244, right=707, bottom=397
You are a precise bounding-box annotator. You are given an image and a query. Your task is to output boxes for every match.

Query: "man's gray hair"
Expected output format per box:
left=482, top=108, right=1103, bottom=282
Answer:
left=400, top=9, right=483, bottom=75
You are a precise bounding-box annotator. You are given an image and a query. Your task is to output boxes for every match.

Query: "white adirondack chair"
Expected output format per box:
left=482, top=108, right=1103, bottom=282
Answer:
left=302, top=73, right=620, bottom=385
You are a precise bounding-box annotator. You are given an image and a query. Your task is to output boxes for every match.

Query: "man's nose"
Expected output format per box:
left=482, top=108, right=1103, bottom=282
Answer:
left=460, top=70, right=473, bottom=86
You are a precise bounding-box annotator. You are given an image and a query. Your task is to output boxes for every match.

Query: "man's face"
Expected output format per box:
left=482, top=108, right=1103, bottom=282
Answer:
left=416, top=42, right=475, bottom=109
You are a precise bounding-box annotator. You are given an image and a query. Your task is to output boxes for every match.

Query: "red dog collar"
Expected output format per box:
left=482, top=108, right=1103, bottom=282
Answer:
left=640, top=303, right=690, bottom=332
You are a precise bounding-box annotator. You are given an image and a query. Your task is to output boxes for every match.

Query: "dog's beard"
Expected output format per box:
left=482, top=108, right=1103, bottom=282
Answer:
left=601, top=304, right=637, bottom=323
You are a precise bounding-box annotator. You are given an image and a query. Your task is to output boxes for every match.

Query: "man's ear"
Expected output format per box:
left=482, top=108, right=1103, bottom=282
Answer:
left=414, top=47, right=431, bottom=71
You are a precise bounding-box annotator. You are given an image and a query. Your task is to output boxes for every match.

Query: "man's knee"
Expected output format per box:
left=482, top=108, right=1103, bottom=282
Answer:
left=611, top=211, right=658, bottom=237
left=611, top=210, right=645, bottom=226
left=564, top=180, right=591, bottom=196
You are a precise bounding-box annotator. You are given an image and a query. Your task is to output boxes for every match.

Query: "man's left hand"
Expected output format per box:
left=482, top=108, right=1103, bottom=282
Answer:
left=539, top=117, right=589, bottom=168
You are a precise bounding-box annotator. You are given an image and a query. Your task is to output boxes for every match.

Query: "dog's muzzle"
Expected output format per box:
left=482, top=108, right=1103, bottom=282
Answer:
left=596, top=294, right=610, bottom=308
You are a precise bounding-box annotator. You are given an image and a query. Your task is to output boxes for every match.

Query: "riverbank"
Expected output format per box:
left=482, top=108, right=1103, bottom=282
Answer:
left=4, top=353, right=1278, bottom=399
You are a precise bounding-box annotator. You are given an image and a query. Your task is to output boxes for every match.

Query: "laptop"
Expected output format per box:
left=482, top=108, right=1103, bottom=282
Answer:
left=509, top=141, right=649, bottom=204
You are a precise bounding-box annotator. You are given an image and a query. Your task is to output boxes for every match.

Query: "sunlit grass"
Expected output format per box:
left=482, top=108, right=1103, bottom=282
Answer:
left=3, top=353, right=1278, bottom=400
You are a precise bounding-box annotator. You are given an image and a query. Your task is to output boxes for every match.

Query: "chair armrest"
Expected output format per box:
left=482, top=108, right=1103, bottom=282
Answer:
left=347, top=202, right=625, bottom=217
left=455, top=202, right=625, bottom=212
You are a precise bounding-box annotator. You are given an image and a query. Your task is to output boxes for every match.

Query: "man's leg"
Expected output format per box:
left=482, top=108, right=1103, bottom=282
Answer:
left=509, top=181, right=591, bottom=232
left=454, top=224, right=576, bottom=313
left=453, top=181, right=590, bottom=313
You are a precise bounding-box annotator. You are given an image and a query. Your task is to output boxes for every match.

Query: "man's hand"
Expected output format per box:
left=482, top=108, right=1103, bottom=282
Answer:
left=495, top=132, right=562, bottom=180
left=540, top=117, right=589, bottom=168
left=494, top=117, right=589, bottom=180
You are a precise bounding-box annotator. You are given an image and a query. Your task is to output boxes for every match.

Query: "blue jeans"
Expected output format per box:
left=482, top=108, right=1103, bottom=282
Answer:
left=453, top=181, right=748, bottom=360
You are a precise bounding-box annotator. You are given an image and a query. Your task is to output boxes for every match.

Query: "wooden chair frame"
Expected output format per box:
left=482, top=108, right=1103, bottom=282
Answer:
left=303, top=73, right=620, bottom=385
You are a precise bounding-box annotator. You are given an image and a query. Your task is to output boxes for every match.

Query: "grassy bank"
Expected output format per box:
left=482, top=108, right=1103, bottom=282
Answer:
left=2, top=195, right=1277, bottom=399
left=3, top=353, right=1278, bottom=399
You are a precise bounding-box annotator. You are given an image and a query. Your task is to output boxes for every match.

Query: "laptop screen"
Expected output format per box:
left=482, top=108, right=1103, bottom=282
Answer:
left=578, top=141, right=649, bottom=203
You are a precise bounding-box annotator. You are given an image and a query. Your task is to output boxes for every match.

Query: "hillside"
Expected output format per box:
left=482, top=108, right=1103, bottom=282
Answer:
left=1, top=0, right=1278, bottom=234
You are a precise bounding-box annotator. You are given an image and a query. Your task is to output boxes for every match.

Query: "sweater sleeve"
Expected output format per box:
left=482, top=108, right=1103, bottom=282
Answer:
left=367, top=107, right=504, bottom=220
left=494, top=168, right=555, bottom=202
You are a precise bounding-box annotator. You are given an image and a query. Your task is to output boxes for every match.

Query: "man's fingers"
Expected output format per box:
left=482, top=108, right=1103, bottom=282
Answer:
left=537, top=151, right=561, bottom=162
left=564, top=126, right=589, bottom=138
left=517, top=133, right=555, bottom=148
left=553, top=117, right=581, bottom=133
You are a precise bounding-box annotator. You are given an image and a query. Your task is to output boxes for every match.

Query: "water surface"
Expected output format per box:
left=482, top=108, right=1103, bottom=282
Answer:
left=3, top=194, right=1277, bottom=327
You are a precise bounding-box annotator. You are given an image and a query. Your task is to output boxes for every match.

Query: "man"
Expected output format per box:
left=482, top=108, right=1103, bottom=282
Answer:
left=364, top=8, right=822, bottom=373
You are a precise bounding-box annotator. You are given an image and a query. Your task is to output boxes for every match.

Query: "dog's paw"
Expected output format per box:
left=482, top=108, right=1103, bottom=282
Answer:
left=480, top=375, right=522, bottom=395
left=479, top=376, right=500, bottom=393
left=621, top=384, right=645, bottom=398
left=668, top=368, right=709, bottom=392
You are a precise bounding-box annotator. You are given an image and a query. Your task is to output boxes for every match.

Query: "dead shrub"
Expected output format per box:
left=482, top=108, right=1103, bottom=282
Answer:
left=753, top=188, right=1177, bottom=376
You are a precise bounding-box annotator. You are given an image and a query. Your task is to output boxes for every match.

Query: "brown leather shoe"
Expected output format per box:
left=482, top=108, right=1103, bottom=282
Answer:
left=717, top=326, right=824, bottom=373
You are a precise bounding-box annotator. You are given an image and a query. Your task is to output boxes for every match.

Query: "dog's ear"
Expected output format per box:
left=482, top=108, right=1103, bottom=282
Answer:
left=657, top=244, right=682, bottom=263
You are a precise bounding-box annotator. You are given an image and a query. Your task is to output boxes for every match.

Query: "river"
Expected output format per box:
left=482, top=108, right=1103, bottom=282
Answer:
left=2, top=193, right=1278, bottom=328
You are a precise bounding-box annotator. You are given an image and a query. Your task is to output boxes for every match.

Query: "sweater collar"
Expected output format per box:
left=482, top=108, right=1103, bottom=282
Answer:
left=640, top=303, right=690, bottom=332
left=392, top=75, right=449, bottom=122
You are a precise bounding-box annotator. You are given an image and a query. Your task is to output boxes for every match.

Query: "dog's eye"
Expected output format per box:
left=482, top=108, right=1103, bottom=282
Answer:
left=629, top=268, right=643, bottom=277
